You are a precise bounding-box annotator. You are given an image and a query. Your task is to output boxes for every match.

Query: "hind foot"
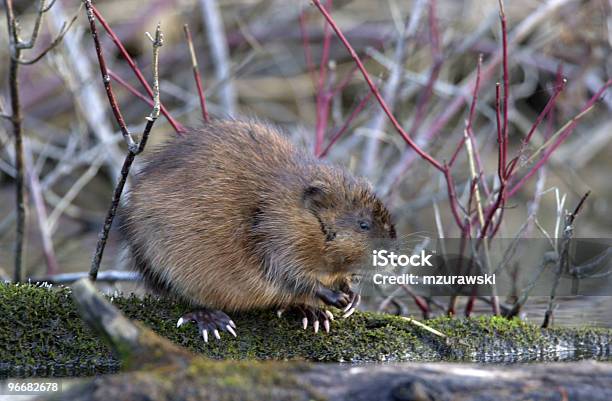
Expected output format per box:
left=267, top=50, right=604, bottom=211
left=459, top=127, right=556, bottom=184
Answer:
left=176, top=309, right=237, bottom=342
left=278, top=305, right=334, bottom=334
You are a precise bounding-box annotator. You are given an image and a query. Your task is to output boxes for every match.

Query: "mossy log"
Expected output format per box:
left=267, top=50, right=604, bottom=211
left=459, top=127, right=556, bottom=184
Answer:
left=0, top=282, right=610, bottom=379
left=28, top=279, right=612, bottom=401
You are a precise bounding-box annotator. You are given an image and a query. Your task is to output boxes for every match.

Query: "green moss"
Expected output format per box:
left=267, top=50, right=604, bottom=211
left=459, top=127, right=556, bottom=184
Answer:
left=0, top=283, right=119, bottom=377
left=1, top=283, right=610, bottom=378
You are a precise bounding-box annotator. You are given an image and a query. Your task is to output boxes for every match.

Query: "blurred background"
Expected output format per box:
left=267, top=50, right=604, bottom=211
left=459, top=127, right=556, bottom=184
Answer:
left=0, top=0, right=610, bottom=325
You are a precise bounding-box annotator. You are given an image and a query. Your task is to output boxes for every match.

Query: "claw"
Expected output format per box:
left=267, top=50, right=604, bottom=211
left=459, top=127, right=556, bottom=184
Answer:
left=229, top=320, right=237, bottom=328
left=323, top=319, right=330, bottom=333
left=313, top=320, right=320, bottom=334
left=177, top=317, right=185, bottom=328
left=324, top=310, right=334, bottom=321
left=342, top=307, right=356, bottom=319
left=213, top=329, right=221, bottom=340
left=226, top=325, right=237, bottom=337
left=343, top=301, right=354, bottom=313
left=302, top=317, right=308, bottom=330
left=276, top=310, right=284, bottom=318
left=353, top=294, right=361, bottom=309
left=202, top=329, right=209, bottom=343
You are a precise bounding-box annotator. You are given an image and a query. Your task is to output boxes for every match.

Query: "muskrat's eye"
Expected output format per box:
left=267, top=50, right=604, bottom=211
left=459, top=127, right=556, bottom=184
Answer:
left=358, top=221, right=370, bottom=231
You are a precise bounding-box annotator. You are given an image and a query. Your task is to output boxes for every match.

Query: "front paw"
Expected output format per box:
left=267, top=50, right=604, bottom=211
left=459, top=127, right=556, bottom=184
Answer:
left=316, top=287, right=351, bottom=309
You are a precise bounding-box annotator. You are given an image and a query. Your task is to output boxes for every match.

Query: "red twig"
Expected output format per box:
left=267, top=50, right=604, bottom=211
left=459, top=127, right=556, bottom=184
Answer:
left=448, top=137, right=466, bottom=168
left=464, top=288, right=477, bottom=317
left=520, top=80, right=564, bottom=152
left=449, top=55, right=485, bottom=182
left=85, top=6, right=131, bottom=146
left=318, top=91, right=373, bottom=158
left=407, top=0, right=442, bottom=137
left=465, top=178, right=479, bottom=228
left=499, top=0, right=509, bottom=179
left=311, top=0, right=444, bottom=172
left=464, top=55, right=489, bottom=196
left=506, top=68, right=565, bottom=178
left=495, top=83, right=504, bottom=183
left=183, top=24, right=209, bottom=122
left=299, top=8, right=317, bottom=88
left=443, top=167, right=464, bottom=230
left=314, top=0, right=334, bottom=155
left=91, top=5, right=185, bottom=133
left=507, top=79, right=611, bottom=198
left=108, top=70, right=178, bottom=126
left=544, top=67, right=565, bottom=140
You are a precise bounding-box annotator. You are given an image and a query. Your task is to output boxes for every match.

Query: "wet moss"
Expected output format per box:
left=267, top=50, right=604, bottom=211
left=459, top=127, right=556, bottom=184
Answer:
left=1, top=283, right=610, bottom=378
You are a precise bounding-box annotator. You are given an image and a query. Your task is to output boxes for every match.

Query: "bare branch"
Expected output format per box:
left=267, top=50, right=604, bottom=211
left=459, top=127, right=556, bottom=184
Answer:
left=87, top=15, right=164, bottom=281
left=17, top=8, right=80, bottom=65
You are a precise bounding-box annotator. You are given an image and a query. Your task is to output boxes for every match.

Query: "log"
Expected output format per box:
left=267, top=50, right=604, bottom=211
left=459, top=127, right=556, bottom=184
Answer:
left=34, top=279, right=612, bottom=401
left=0, top=281, right=610, bottom=379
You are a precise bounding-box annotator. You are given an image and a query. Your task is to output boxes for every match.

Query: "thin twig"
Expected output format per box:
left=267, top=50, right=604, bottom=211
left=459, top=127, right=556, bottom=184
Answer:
left=3, top=0, right=67, bottom=281
left=542, top=191, right=590, bottom=328
left=47, top=0, right=124, bottom=179
left=298, top=7, right=317, bottom=88
left=4, top=0, right=26, bottom=281
left=508, top=80, right=611, bottom=197
left=24, top=140, right=59, bottom=275
left=183, top=24, right=210, bottom=122
left=317, top=91, right=373, bottom=158
left=90, top=5, right=184, bottom=133
left=313, top=0, right=333, bottom=155
left=16, top=9, right=80, bottom=65
left=85, top=3, right=164, bottom=280
left=399, top=316, right=448, bottom=340
left=498, top=0, right=509, bottom=178
left=107, top=69, right=179, bottom=127
left=406, top=0, right=443, bottom=141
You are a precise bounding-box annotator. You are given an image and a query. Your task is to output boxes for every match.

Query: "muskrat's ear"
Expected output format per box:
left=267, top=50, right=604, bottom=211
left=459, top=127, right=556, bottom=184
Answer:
left=302, top=180, right=332, bottom=210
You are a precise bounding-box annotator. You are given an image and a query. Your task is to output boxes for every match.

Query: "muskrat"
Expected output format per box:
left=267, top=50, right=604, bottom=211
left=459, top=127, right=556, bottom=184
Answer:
left=120, top=119, right=396, bottom=341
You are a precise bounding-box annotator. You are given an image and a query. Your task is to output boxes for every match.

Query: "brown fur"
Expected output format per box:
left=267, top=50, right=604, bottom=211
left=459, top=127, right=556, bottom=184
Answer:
left=120, top=119, right=396, bottom=312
